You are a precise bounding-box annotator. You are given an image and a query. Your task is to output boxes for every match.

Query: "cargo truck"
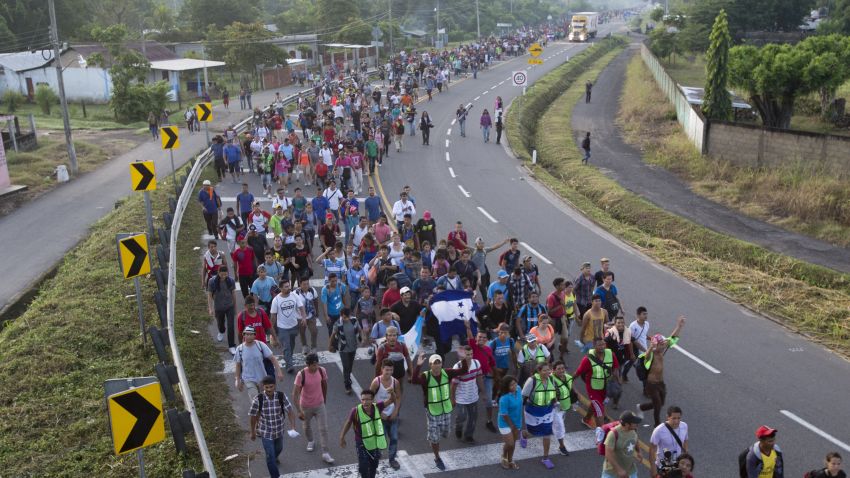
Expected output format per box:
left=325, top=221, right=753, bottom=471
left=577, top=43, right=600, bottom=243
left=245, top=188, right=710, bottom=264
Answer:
left=568, top=12, right=599, bottom=41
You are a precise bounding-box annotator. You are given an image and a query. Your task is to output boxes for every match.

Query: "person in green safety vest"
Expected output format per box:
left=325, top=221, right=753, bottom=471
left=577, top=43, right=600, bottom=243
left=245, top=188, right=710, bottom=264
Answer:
left=575, top=336, right=621, bottom=429
left=521, top=361, right=559, bottom=469
left=552, top=360, right=578, bottom=456
left=517, top=333, right=550, bottom=386
left=412, top=350, right=470, bottom=471
left=340, top=388, right=396, bottom=478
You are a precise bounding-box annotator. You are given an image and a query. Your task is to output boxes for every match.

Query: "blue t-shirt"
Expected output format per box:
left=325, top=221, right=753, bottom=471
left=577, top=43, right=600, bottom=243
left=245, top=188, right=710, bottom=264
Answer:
left=366, top=196, right=381, bottom=222
left=250, top=276, right=276, bottom=303
left=321, top=284, right=347, bottom=315
left=280, top=144, right=294, bottom=161
left=593, top=284, right=618, bottom=306
left=489, top=337, right=515, bottom=369
left=211, top=142, right=224, bottom=159
left=312, top=196, right=329, bottom=217
left=497, top=389, right=523, bottom=429
left=488, top=281, right=508, bottom=302
left=224, top=144, right=241, bottom=164
left=198, top=188, right=220, bottom=213
left=236, top=192, right=255, bottom=214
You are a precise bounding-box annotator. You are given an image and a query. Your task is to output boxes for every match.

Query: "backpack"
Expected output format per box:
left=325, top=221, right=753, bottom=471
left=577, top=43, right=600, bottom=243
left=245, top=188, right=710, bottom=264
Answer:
left=635, top=354, right=649, bottom=381
left=596, top=421, right=620, bottom=456
left=257, top=390, right=287, bottom=417
left=737, top=447, right=750, bottom=478
left=392, top=271, right=412, bottom=289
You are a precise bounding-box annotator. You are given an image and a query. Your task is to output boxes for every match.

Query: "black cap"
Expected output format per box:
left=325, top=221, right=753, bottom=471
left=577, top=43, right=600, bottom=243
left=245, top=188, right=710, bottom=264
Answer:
left=619, top=411, right=642, bottom=425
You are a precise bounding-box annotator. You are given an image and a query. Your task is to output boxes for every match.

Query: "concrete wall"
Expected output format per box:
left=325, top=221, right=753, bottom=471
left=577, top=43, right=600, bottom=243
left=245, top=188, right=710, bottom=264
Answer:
left=706, top=121, right=850, bottom=177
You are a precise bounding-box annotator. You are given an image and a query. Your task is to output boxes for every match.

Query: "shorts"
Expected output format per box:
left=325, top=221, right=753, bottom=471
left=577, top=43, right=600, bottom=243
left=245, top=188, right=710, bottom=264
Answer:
left=588, top=388, right=606, bottom=417
left=228, top=162, right=238, bottom=173
left=426, top=412, right=451, bottom=443
left=499, top=426, right=512, bottom=435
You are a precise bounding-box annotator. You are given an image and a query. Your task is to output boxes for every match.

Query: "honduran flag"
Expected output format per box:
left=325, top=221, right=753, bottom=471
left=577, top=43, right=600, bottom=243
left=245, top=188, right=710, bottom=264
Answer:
left=399, top=314, right=425, bottom=358
left=428, top=290, right=478, bottom=343
left=524, top=402, right=555, bottom=437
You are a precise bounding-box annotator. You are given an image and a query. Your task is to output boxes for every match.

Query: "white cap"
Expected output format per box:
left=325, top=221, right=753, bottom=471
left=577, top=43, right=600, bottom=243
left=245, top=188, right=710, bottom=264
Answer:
left=202, top=180, right=211, bottom=186
left=429, top=354, right=442, bottom=364
left=400, top=286, right=411, bottom=295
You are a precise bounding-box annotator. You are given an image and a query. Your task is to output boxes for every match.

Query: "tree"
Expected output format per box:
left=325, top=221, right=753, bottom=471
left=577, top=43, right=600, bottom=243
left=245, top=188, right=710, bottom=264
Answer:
left=206, top=22, right=288, bottom=78
left=797, top=34, right=850, bottom=119
left=649, top=28, right=680, bottom=62
left=34, top=84, right=59, bottom=115
left=818, top=0, right=850, bottom=34
left=702, top=10, right=733, bottom=121
left=181, top=0, right=260, bottom=32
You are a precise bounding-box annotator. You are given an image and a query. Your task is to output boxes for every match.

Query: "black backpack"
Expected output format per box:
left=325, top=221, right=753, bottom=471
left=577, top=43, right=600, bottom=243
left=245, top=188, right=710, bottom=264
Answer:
left=635, top=354, right=649, bottom=381
left=257, top=391, right=287, bottom=416
left=737, top=447, right=751, bottom=478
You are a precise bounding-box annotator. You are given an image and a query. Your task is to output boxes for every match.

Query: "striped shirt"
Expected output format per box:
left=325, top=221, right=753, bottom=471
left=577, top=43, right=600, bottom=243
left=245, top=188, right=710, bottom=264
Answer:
left=452, top=359, right=481, bottom=405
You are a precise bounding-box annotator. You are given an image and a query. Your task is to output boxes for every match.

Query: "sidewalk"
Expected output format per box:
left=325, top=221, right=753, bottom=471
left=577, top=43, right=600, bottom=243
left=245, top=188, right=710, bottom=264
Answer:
left=0, top=82, right=310, bottom=315
left=571, top=45, right=850, bottom=274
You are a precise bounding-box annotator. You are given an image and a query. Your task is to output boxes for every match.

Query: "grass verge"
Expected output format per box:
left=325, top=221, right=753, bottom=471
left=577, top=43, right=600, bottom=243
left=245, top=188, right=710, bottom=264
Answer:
left=618, top=55, right=850, bottom=248
left=7, top=137, right=108, bottom=187
left=506, top=44, right=850, bottom=355
left=0, top=166, right=241, bottom=477
left=8, top=101, right=186, bottom=131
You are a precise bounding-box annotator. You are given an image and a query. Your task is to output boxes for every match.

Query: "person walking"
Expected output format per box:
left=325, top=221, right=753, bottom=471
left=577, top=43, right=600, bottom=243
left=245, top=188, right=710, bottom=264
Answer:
left=339, top=388, right=396, bottom=478
left=497, top=376, right=522, bottom=470
left=235, top=326, right=283, bottom=400
left=420, top=111, right=434, bottom=145
left=805, top=452, right=844, bottom=478
left=393, top=117, right=405, bottom=153
left=249, top=376, right=299, bottom=478
left=370, top=359, right=403, bottom=470
left=480, top=109, right=492, bottom=143
left=208, top=267, right=238, bottom=355
left=495, top=110, right=504, bottom=145
left=270, top=281, right=306, bottom=373
left=331, top=308, right=361, bottom=394
left=293, top=353, right=335, bottom=464
left=521, top=361, right=558, bottom=469
left=635, top=316, right=685, bottom=427
left=601, top=411, right=644, bottom=478
left=574, top=336, right=620, bottom=428
left=451, top=344, right=484, bottom=443
left=649, top=406, right=689, bottom=477
left=585, top=80, right=593, bottom=103
left=457, top=104, right=469, bottom=137
left=740, top=426, right=784, bottom=478
left=581, top=132, right=591, bottom=164
left=147, top=111, right=159, bottom=140
left=551, top=360, right=576, bottom=456
left=198, top=180, right=222, bottom=239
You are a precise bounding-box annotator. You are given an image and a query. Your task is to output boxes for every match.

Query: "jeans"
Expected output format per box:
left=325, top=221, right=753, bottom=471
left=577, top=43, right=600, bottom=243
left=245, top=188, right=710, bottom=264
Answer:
left=356, top=441, right=381, bottom=478
left=482, top=126, right=490, bottom=142
left=459, top=120, right=466, bottom=137
left=303, top=404, right=330, bottom=453
left=483, top=376, right=494, bottom=407
left=203, top=212, right=218, bottom=236
left=454, top=401, right=478, bottom=439
left=496, top=126, right=503, bottom=144
left=215, top=307, right=236, bottom=347
left=340, top=350, right=356, bottom=389
left=422, top=129, right=430, bottom=145
left=277, top=325, right=299, bottom=369
left=261, top=435, right=283, bottom=477
left=383, top=417, right=399, bottom=460
left=583, top=148, right=591, bottom=163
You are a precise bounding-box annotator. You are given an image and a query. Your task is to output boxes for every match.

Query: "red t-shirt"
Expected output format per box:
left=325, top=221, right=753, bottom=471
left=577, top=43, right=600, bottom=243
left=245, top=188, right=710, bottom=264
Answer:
left=467, top=338, right=495, bottom=375
left=231, top=247, right=256, bottom=277
left=574, top=352, right=620, bottom=392
left=447, top=230, right=468, bottom=250
left=381, top=288, right=401, bottom=308
left=546, top=291, right=565, bottom=319
left=237, top=309, right=272, bottom=343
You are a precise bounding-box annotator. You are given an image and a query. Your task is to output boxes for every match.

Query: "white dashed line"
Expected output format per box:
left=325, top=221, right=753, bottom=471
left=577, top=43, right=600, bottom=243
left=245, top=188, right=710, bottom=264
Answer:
left=445, top=152, right=450, bottom=162
left=448, top=167, right=456, bottom=178
left=477, top=206, right=498, bottom=223
left=673, top=345, right=721, bottom=374
left=451, top=118, right=456, bottom=125
left=482, top=90, right=489, bottom=95
left=458, top=185, right=471, bottom=198
left=780, top=410, right=850, bottom=452
left=520, top=241, right=553, bottom=265
left=474, top=96, right=480, bottom=101
left=490, top=85, right=497, bottom=90
left=446, top=139, right=450, bottom=148
left=467, top=102, right=473, bottom=108
left=447, top=128, right=451, bottom=135
left=499, top=81, right=505, bottom=85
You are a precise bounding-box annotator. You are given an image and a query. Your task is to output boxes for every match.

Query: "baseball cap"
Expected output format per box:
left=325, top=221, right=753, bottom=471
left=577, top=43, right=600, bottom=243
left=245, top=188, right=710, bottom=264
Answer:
left=525, top=333, right=537, bottom=343
left=600, top=257, right=610, bottom=263
left=581, top=261, right=592, bottom=269
left=497, top=270, right=509, bottom=279
left=202, top=180, right=211, bottom=186
left=428, top=354, right=442, bottom=364
left=755, top=426, right=777, bottom=439
left=619, top=411, right=642, bottom=425
left=243, top=326, right=256, bottom=334
left=423, top=211, right=432, bottom=220
left=400, top=286, right=411, bottom=295
left=326, top=212, right=334, bottom=219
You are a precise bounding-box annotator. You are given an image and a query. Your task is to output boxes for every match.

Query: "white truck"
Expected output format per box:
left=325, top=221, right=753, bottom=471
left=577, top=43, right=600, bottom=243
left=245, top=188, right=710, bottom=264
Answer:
left=568, top=12, right=599, bottom=42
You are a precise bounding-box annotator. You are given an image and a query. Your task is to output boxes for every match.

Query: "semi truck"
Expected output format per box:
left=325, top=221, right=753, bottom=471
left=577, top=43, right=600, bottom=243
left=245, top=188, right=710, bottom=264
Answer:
left=568, top=12, right=599, bottom=42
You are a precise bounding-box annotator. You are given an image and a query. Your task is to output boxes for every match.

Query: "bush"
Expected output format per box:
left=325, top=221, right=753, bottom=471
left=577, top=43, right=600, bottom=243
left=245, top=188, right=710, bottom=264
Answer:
left=34, top=84, right=59, bottom=115
left=3, top=91, right=26, bottom=112
left=110, top=80, right=170, bottom=122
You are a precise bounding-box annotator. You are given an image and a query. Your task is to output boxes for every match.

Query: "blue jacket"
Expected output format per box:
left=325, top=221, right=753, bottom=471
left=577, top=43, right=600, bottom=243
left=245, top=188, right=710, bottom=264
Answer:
left=744, top=442, right=783, bottom=478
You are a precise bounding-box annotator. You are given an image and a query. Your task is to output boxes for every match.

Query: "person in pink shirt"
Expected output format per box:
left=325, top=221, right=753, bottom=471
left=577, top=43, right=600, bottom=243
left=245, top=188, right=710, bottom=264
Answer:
left=292, top=353, right=335, bottom=464
left=465, top=319, right=497, bottom=432
left=373, top=214, right=392, bottom=245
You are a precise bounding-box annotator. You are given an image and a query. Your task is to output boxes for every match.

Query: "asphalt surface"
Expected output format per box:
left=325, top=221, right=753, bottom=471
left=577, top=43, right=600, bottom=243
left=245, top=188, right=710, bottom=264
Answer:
left=571, top=46, right=850, bottom=274
left=0, top=81, right=315, bottom=317
left=207, top=26, right=850, bottom=478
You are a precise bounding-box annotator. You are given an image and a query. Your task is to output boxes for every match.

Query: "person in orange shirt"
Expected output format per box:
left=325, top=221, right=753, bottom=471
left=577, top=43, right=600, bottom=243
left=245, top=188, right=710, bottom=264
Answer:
left=530, top=315, right=556, bottom=352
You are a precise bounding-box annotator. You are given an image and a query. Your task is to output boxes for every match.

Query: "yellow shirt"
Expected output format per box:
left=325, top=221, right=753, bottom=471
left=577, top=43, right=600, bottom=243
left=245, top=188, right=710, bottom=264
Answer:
left=759, top=449, right=776, bottom=478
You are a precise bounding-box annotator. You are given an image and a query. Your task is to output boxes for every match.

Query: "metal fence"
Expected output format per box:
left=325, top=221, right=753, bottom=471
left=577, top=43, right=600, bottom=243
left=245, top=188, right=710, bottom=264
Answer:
left=639, top=43, right=707, bottom=154
left=165, top=71, right=376, bottom=477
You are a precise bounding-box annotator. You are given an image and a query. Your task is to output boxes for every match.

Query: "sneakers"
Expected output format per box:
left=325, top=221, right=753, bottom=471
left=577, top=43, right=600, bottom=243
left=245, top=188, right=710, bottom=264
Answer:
left=306, top=441, right=315, bottom=452
left=217, top=332, right=224, bottom=342
left=559, top=445, right=569, bottom=456
left=322, top=452, right=335, bottom=464
left=434, top=458, right=446, bottom=471
left=541, top=458, right=555, bottom=469
left=389, top=458, right=401, bottom=470
left=228, top=347, right=237, bottom=355
left=635, top=404, right=645, bottom=419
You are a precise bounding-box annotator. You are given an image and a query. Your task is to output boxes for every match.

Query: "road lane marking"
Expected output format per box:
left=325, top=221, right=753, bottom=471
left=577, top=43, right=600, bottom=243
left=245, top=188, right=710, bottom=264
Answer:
left=278, top=430, right=597, bottom=478
left=673, top=345, right=721, bottom=374
left=520, top=241, right=553, bottom=265
left=446, top=139, right=450, bottom=148
left=482, top=90, right=489, bottom=95
left=474, top=96, right=480, bottom=100
left=477, top=206, right=498, bottom=223
left=447, top=128, right=451, bottom=135
left=458, top=185, right=471, bottom=198
left=467, top=102, right=473, bottom=108
left=780, top=410, right=850, bottom=452
left=445, top=152, right=451, bottom=162
left=499, top=81, right=505, bottom=85
left=448, top=167, right=456, bottom=178
left=451, top=118, right=456, bottom=125
left=490, top=85, right=498, bottom=90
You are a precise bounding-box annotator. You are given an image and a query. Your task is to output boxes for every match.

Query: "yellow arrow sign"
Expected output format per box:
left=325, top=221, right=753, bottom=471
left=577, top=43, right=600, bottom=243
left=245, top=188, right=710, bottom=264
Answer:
left=529, top=43, right=543, bottom=57
left=118, top=233, right=150, bottom=279
left=195, top=102, right=213, bottom=122
left=160, top=126, right=179, bottom=149
left=107, top=382, right=165, bottom=455
left=129, top=161, right=157, bottom=192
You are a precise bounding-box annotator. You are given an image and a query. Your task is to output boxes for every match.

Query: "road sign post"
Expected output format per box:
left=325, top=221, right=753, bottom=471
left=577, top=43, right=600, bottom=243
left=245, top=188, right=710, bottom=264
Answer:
left=105, top=378, right=165, bottom=477
left=117, top=233, right=151, bottom=345
left=195, top=103, right=212, bottom=145
left=160, top=126, right=180, bottom=196
left=130, top=161, right=157, bottom=244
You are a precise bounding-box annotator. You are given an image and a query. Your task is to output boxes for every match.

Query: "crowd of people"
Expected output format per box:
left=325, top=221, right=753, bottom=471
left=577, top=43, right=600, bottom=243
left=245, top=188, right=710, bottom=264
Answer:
left=193, top=30, right=845, bottom=478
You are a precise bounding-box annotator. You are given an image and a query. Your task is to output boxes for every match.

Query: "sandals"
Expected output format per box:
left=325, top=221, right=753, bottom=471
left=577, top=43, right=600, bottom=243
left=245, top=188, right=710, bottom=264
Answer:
left=541, top=458, right=554, bottom=469
left=500, top=458, right=510, bottom=470
left=510, top=462, right=519, bottom=470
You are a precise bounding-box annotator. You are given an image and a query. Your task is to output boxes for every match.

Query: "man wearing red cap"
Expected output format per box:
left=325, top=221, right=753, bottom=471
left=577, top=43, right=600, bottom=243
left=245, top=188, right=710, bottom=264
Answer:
left=740, top=425, right=784, bottom=478
left=415, top=211, right=437, bottom=247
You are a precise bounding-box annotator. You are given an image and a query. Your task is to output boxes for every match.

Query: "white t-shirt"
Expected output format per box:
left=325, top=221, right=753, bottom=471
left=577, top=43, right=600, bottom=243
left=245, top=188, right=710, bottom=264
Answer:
left=272, top=196, right=292, bottom=211
left=650, top=421, right=688, bottom=467
left=452, top=359, right=481, bottom=405
left=324, top=188, right=343, bottom=210
left=629, top=319, right=651, bottom=353
left=270, top=293, right=304, bottom=328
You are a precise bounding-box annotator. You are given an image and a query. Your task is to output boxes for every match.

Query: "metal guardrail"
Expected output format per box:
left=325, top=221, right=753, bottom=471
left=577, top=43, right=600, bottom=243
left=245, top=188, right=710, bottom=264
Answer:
left=165, top=71, right=376, bottom=477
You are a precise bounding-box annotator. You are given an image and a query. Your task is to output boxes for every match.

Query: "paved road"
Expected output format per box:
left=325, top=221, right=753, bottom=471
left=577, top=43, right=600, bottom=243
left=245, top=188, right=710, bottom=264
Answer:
left=0, top=82, right=316, bottom=316
left=572, top=46, right=850, bottom=274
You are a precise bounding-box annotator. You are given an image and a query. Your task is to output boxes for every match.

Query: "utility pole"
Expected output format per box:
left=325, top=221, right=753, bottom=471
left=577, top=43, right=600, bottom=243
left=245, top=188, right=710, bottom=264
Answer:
left=201, top=44, right=209, bottom=92
left=475, top=0, right=481, bottom=40
left=389, top=0, right=394, bottom=55
left=48, top=0, right=77, bottom=175
left=435, top=0, right=440, bottom=48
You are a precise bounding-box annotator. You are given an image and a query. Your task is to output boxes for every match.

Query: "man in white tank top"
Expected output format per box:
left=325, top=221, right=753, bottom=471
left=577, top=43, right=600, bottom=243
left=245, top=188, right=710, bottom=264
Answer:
left=370, top=359, right=403, bottom=470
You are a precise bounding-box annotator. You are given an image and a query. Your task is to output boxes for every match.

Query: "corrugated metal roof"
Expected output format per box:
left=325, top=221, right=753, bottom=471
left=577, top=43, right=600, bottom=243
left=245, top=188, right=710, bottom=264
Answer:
left=0, top=50, right=55, bottom=72
left=72, top=41, right=179, bottom=63
left=149, top=58, right=226, bottom=71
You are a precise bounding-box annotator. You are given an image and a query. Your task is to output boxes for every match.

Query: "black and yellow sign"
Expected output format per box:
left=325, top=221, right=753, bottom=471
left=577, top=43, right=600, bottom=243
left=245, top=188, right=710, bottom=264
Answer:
left=529, top=43, right=543, bottom=57
left=129, top=161, right=157, bottom=192
left=195, top=102, right=212, bottom=122
left=118, top=233, right=150, bottom=279
left=160, top=126, right=179, bottom=149
left=528, top=58, right=544, bottom=65
left=107, top=382, right=165, bottom=455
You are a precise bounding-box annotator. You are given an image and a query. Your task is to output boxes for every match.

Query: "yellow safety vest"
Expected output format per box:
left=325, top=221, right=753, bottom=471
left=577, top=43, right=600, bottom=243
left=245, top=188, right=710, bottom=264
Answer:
left=553, top=374, right=574, bottom=409
left=523, top=344, right=547, bottom=364
left=530, top=373, right=557, bottom=406
left=588, top=348, right=613, bottom=391
left=357, top=404, right=387, bottom=451
left=425, top=370, right=453, bottom=416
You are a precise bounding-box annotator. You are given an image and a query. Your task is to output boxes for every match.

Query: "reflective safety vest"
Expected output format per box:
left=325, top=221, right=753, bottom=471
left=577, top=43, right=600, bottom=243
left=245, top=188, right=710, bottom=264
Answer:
left=553, top=374, right=574, bottom=410
left=588, top=348, right=613, bottom=391
left=425, top=370, right=453, bottom=416
left=356, top=404, right=387, bottom=451
left=522, top=344, right=547, bottom=364
left=530, top=372, right=557, bottom=406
